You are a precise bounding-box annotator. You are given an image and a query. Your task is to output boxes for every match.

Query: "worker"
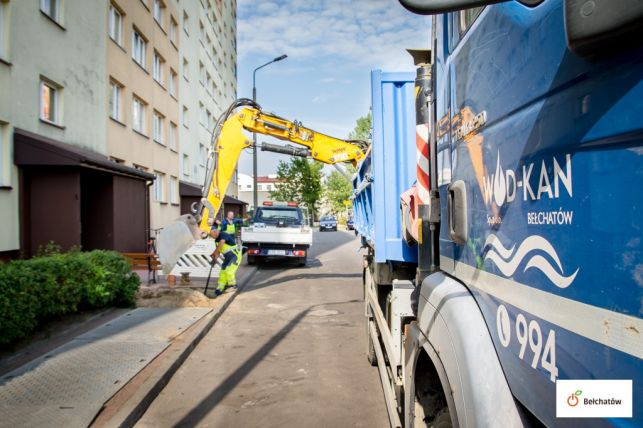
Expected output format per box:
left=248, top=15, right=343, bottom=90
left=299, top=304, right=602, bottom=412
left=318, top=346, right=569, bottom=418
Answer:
left=220, top=210, right=237, bottom=234
left=209, top=227, right=242, bottom=296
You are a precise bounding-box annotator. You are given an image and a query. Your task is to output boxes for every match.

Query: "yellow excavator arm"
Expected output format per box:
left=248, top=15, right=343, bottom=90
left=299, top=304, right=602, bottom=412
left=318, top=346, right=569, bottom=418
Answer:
left=157, top=99, right=366, bottom=273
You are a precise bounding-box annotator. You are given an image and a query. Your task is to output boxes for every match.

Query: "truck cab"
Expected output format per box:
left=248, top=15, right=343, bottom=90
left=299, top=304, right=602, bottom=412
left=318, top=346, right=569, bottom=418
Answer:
left=357, top=1, right=642, bottom=426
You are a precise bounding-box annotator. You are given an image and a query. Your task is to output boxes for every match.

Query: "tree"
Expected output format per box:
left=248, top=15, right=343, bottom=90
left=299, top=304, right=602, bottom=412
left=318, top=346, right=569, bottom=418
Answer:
left=348, top=111, right=372, bottom=144
left=324, top=169, right=353, bottom=214
left=270, top=158, right=323, bottom=220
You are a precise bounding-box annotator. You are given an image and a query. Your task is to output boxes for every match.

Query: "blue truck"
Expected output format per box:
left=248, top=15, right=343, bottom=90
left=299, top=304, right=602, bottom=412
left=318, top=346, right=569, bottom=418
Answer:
left=354, top=1, right=642, bottom=427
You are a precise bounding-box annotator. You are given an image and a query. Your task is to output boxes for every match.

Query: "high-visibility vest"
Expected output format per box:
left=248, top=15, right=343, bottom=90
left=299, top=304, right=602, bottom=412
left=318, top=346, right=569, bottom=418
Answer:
left=222, top=221, right=236, bottom=234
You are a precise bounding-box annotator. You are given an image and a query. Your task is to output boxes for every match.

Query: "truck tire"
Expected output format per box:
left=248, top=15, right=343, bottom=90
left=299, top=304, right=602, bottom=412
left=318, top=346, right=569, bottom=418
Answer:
left=297, top=257, right=306, bottom=267
left=414, top=381, right=451, bottom=428
left=247, top=255, right=256, bottom=265
left=366, top=319, right=377, bottom=366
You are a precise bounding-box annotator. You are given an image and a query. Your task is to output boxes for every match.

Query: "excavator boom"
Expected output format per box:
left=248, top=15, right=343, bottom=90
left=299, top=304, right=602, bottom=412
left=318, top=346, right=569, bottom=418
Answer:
left=157, top=99, right=366, bottom=273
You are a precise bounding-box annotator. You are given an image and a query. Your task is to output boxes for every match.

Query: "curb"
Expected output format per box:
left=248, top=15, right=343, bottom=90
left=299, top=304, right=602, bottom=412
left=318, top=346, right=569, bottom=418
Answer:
left=93, top=265, right=258, bottom=428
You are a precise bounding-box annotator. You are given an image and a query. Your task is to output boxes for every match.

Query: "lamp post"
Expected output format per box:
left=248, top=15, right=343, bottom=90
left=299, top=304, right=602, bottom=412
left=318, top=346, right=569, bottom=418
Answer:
left=252, top=54, right=287, bottom=211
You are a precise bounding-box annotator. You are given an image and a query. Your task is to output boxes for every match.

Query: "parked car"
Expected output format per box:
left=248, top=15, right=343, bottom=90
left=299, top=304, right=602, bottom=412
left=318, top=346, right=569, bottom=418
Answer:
left=346, top=218, right=354, bottom=230
left=319, top=215, right=337, bottom=231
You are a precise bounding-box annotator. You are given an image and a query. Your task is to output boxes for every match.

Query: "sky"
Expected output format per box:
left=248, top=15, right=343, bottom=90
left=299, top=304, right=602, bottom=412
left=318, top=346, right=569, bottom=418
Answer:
left=235, top=0, right=430, bottom=176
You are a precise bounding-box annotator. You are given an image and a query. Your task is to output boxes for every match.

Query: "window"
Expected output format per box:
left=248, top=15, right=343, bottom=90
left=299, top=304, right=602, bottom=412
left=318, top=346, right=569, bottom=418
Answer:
left=199, top=143, right=207, bottom=166
left=199, top=103, right=205, bottom=125
left=40, top=0, right=59, bottom=22
left=182, top=154, right=190, bottom=177
left=169, top=69, right=177, bottom=97
left=169, top=176, right=178, bottom=204
left=182, top=10, right=189, bottom=36
left=108, top=4, right=123, bottom=45
left=153, top=51, right=164, bottom=84
left=199, top=21, right=204, bottom=42
left=153, top=0, right=164, bottom=26
left=153, top=111, right=164, bottom=143
left=40, top=79, right=61, bottom=124
left=205, top=73, right=211, bottom=94
left=0, top=122, right=7, bottom=186
left=459, top=7, right=484, bottom=34
left=182, top=57, right=188, bottom=81
left=132, top=30, right=147, bottom=68
left=154, top=171, right=165, bottom=202
left=132, top=97, right=146, bottom=133
left=109, top=80, right=123, bottom=121
left=169, top=121, right=177, bottom=150
left=169, top=17, right=178, bottom=45
left=199, top=62, right=205, bottom=84
left=206, top=110, right=212, bottom=131
left=0, top=2, right=5, bottom=60
left=182, top=105, right=188, bottom=128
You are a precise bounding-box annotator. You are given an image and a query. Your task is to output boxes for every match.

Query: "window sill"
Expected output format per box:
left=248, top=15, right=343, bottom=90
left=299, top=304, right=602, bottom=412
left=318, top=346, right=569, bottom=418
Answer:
left=171, top=202, right=180, bottom=206
left=0, top=58, right=12, bottom=67
left=154, top=19, right=166, bottom=35
left=159, top=201, right=168, bottom=205
left=133, top=129, right=149, bottom=139
left=170, top=93, right=178, bottom=101
left=133, top=60, right=149, bottom=75
left=109, top=116, right=127, bottom=127
left=40, top=118, right=65, bottom=130
left=110, top=37, right=127, bottom=54
left=154, top=139, right=166, bottom=147
left=0, top=185, right=13, bottom=190
left=41, top=11, right=66, bottom=31
left=154, top=79, right=165, bottom=90
left=170, top=147, right=178, bottom=153
left=170, top=40, right=178, bottom=51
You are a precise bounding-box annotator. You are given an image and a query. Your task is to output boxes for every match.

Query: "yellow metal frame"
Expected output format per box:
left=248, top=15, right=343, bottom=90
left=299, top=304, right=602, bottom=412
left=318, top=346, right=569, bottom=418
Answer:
left=197, top=106, right=366, bottom=232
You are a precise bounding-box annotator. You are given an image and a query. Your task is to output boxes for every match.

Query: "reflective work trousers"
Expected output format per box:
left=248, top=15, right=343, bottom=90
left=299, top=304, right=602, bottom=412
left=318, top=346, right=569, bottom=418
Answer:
left=217, top=249, right=241, bottom=290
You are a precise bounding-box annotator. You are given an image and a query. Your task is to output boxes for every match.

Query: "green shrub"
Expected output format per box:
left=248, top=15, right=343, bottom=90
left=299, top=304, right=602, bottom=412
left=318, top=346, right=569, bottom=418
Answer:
left=0, top=250, right=140, bottom=346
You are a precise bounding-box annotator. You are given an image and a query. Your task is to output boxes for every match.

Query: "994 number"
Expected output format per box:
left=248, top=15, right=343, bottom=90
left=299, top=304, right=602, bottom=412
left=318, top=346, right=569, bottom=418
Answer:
left=496, top=304, right=558, bottom=382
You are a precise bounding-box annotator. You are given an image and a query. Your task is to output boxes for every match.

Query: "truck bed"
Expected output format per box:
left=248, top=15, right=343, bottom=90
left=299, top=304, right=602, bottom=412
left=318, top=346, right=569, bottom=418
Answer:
left=352, top=71, right=418, bottom=263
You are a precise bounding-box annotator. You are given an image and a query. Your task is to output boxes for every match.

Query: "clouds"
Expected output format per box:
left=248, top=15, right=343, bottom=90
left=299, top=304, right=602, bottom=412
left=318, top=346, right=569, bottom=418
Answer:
left=238, top=0, right=429, bottom=71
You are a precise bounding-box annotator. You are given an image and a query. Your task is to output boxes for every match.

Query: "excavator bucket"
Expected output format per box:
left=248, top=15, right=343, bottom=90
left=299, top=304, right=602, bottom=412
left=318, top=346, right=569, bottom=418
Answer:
left=157, top=214, right=203, bottom=274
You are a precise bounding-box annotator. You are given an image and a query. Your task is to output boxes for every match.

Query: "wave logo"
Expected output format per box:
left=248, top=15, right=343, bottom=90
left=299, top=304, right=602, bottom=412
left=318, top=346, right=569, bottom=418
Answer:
left=483, top=234, right=579, bottom=288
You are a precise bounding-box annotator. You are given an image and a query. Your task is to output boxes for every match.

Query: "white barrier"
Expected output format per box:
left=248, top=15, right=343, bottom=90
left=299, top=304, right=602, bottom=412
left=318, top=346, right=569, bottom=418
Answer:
left=169, top=240, right=222, bottom=278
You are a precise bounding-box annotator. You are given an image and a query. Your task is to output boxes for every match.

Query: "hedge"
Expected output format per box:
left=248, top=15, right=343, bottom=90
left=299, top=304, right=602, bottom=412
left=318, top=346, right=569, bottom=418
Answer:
left=0, top=250, right=140, bottom=346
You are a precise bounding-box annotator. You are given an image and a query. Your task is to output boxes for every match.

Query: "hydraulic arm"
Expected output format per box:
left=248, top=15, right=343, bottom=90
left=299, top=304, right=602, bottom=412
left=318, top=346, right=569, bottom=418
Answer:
left=157, top=98, right=366, bottom=272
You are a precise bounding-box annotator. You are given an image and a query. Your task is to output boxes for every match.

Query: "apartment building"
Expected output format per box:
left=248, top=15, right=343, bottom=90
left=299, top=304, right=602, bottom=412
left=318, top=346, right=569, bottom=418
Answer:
left=0, top=0, right=153, bottom=259
left=0, top=0, right=239, bottom=259
left=178, top=0, right=238, bottom=206
left=107, top=0, right=181, bottom=232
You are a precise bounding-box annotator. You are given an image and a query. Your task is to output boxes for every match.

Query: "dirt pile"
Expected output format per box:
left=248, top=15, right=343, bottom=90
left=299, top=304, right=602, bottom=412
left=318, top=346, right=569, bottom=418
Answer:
left=135, top=286, right=219, bottom=308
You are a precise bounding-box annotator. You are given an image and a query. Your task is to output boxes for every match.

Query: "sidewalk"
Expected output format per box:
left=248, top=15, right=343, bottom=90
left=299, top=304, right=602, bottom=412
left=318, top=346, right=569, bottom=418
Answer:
left=0, top=263, right=257, bottom=428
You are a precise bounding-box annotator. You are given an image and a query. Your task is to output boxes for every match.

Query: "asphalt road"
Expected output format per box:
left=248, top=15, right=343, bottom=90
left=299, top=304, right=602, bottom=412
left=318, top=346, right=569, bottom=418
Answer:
left=137, top=230, right=389, bottom=428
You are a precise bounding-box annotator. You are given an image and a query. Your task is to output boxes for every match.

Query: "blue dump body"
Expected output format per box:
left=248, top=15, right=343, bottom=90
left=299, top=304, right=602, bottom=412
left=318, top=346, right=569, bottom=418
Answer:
left=352, top=71, right=417, bottom=263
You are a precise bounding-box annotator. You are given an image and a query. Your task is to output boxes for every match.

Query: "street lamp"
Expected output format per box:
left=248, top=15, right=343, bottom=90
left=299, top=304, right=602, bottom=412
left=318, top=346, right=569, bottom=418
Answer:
left=252, top=54, right=287, bottom=211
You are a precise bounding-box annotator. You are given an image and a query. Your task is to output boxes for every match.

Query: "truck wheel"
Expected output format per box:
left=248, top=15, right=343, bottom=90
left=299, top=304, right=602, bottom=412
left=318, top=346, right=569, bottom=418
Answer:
left=414, top=405, right=451, bottom=428
left=366, top=319, right=377, bottom=366
left=247, top=255, right=256, bottom=265
left=297, top=257, right=306, bottom=267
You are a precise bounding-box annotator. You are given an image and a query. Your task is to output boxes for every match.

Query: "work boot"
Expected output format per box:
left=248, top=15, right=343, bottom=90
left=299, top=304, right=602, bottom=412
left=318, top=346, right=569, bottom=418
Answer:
left=214, top=289, right=224, bottom=297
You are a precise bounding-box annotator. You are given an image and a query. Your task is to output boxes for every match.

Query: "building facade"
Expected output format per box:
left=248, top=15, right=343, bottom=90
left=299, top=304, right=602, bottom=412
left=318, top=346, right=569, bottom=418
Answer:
left=106, top=0, right=181, bottom=231
left=237, top=173, right=282, bottom=212
left=0, top=0, right=238, bottom=258
left=178, top=0, right=237, bottom=202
